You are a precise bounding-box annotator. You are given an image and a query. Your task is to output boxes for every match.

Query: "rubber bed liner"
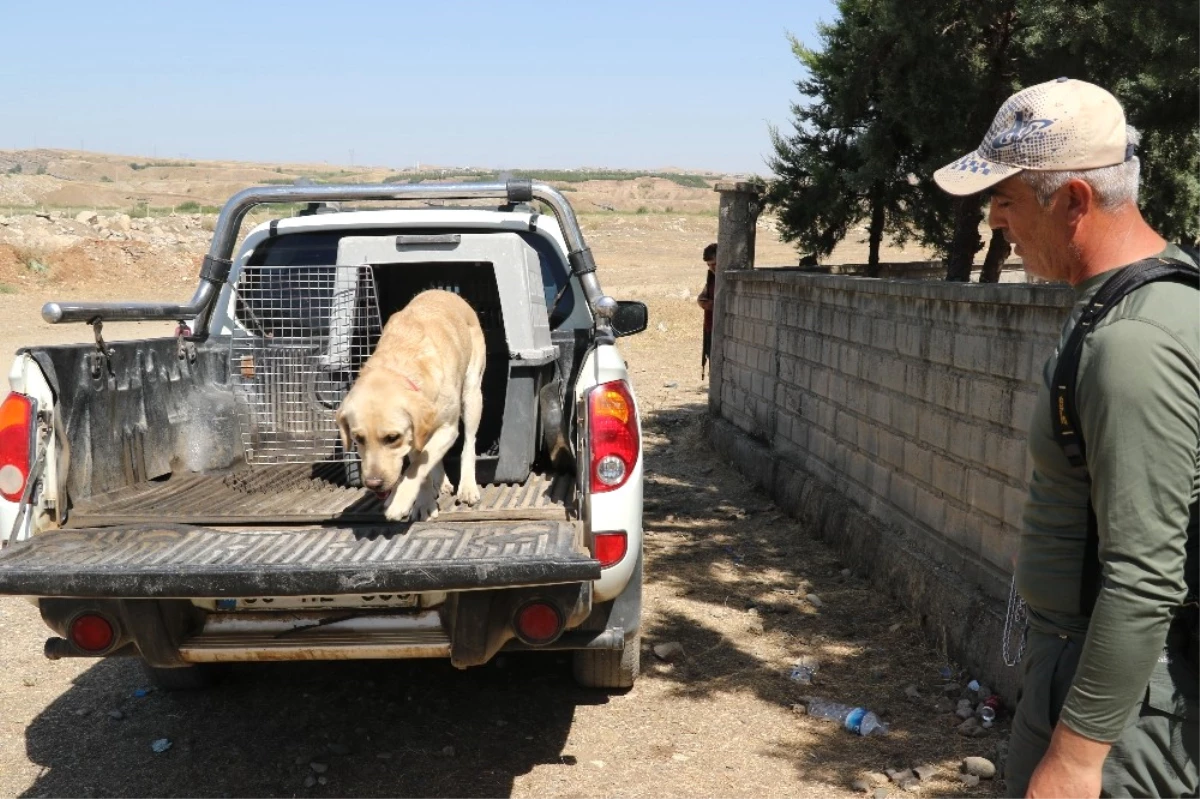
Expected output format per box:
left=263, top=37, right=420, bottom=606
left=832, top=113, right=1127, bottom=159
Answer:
left=66, top=464, right=574, bottom=527
left=0, top=520, right=597, bottom=598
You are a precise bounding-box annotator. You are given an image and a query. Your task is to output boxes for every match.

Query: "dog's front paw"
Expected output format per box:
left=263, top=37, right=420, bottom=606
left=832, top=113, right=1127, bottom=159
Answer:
left=439, top=473, right=454, bottom=496
left=456, top=481, right=482, bottom=506
left=408, top=493, right=440, bottom=521
left=384, top=482, right=419, bottom=521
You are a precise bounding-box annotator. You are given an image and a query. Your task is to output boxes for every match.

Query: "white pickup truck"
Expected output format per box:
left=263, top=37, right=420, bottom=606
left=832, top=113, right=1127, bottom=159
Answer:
left=0, top=180, right=647, bottom=690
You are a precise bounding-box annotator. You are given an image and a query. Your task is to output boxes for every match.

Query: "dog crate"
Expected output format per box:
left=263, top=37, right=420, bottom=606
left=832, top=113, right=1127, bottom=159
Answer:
left=229, top=264, right=382, bottom=466
left=338, top=233, right=558, bottom=485
left=227, top=232, right=558, bottom=485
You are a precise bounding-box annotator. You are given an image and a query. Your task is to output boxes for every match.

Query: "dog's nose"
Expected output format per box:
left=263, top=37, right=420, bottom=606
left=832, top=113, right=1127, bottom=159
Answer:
left=364, top=477, right=384, bottom=490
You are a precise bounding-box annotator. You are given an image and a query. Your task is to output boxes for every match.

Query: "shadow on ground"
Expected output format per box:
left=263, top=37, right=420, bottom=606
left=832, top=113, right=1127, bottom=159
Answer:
left=636, top=398, right=1006, bottom=795
left=21, top=653, right=600, bottom=798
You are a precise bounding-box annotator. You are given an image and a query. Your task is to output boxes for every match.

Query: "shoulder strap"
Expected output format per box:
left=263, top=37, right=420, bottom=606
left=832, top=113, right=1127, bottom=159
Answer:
left=1051, top=258, right=1200, bottom=468
left=1049, top=257, right=1200, bottom=616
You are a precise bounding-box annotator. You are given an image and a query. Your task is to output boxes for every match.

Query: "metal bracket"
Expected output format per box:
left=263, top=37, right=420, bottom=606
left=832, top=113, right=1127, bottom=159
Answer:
left=88, top=318, right=114, bottom=379
left=175, top=322, right=197, bottom=363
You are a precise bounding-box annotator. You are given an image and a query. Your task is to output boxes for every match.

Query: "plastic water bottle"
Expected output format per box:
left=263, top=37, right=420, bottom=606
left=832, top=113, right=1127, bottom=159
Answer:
left=789, top=665, right=816, bottom=685
left=804, top=699, right=887, bottom=736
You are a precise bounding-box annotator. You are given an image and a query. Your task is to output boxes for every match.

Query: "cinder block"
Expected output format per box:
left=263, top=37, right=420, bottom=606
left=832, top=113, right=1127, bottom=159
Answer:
left=914, top=485, right=946, bottom=531
left=953, top=333, right=993, bottom=373
left=904, top=440, right=933, bottom=485
left=896, top=322, right=924, bottom=359
left=1010, top=389, right=1039, bottom=434
left=980, top=522, right=1019, bottom=573
left=905, top=362, right=928, bottom=400
left=890, top=473, right=918, bottom=516
left=919, top=407, right=951, bottom=451
left=869, top=460, right=892, bottom=497
left=829, top=372, right=848, bottom=404
left=1003, top=484, right=1027, bottom=529
left=868, top=389, right=891, bottom=426
left=849, top=314, right=870, bottom=344
left=929, top=328, right=955, bottom=366
left=986, top=431, right=1030, bottom=483
left=932, top=453, right=966, bottom=499
left=892, top=398, right=919, bottom=437
left=872, top=318, right=897, bottom=348
left=859, top=422, right=880, bottom=458
left=849, top=450, right=870, bottom=487
left=811, top=367, right=831, bottom=398
left=841, top=344, right=861, bottom=377
left=835, top=410, right=859, bottom=446
left=943, top=504, right=981, bottom=556
left=971, top=379, right=1012, bottom=425
left=881, top=357, right=906, bottom=391
left=968, top=470, right=1006, bottom=522
left=879, top=429, right=905, bottom=469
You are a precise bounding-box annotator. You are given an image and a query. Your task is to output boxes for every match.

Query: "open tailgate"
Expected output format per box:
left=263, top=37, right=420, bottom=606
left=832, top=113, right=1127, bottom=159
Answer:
left=0, top=521, right=599, bottom=597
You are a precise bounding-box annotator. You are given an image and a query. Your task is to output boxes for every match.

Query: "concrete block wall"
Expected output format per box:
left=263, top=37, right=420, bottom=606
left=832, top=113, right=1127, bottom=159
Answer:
left=715, top=270, right=1075, bottom=603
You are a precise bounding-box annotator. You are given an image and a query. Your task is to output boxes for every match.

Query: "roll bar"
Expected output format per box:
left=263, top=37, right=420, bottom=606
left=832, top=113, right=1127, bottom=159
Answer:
left=42, top=180, right=613, bottom=339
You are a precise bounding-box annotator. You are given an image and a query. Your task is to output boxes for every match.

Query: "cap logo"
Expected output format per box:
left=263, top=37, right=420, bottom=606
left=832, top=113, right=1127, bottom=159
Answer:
left=990, top=110, right=1055, bottom=151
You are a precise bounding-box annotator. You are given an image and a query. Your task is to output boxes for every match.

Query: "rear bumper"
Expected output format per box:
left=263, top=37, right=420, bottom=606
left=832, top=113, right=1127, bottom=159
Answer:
left=0, top=521, right=599, bottom=598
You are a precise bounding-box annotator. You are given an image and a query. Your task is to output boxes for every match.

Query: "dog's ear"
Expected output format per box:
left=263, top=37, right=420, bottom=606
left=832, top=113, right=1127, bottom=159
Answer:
left=410, top=398, right=437, bottom=453
left=336, top=406, right=352, bottom=454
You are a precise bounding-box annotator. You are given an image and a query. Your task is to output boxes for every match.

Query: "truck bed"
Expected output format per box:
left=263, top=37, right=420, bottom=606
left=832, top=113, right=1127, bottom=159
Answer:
left=67, top=465, right=574, bottom=527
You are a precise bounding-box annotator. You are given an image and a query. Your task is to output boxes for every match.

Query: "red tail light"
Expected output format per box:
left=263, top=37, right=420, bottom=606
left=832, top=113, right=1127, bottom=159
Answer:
left=70, top=613, right=115, bottom=652
left=0, top=392, right=33, bottom=503
left=514, top=601, right=564, bottom=646
left=593, top=531, right=628, bottom=568
left=588, top=380, right=639, bottom=493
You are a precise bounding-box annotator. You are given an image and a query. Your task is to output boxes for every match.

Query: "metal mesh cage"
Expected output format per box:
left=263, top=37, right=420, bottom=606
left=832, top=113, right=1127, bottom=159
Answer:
left=230, top=264, right=382, bottom=464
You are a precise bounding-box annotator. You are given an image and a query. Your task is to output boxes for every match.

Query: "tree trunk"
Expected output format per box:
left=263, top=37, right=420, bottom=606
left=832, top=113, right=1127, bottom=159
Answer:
left=979, top=228, right=1010, bottom=283
left=866, top=187, right=885, bottom=277
left=945, top=198, right=983, bottom=281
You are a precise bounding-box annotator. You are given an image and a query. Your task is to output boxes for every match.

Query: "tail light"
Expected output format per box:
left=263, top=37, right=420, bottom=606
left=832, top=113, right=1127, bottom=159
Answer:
left=513, top=600, right=564, bottom=646
left=593, top=531, right=628, bottom=568
left=69, top=613, right=116, bottom=652
left=0, top=392, right=34, bottom=503
left=587, top=380, right=639, bottom=493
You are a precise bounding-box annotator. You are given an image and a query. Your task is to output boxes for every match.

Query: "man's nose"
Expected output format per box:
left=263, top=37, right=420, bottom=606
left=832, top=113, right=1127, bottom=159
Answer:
left=364, top=477, right=384, bottom=490
left=987, top=200, right=1004, bottom=229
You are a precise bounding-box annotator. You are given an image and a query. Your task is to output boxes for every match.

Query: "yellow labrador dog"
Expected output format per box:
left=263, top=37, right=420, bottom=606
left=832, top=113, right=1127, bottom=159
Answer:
left=336, top=289, right=486, bottom=521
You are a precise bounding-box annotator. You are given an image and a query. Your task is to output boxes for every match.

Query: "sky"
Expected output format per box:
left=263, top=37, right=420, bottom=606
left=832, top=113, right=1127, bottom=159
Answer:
left=0, top=0, right=836, bottom=175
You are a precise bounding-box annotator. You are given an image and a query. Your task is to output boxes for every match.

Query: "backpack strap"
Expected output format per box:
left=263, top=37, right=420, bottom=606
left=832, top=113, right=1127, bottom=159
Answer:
left=1047, top=257, right=1200, bottom=616
left=1051, top=258, right=1200, bottom=467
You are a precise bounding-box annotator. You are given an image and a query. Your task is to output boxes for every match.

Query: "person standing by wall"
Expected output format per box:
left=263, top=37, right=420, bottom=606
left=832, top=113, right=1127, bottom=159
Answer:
left=697, top=242, right=717, bottom=378
left=934, top=77, right=1199, bottom=798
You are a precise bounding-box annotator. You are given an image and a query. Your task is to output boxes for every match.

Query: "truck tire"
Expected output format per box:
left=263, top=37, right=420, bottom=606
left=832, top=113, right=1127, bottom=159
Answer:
left=572, top=630, right=640, bottom=690
left=139, top=661, right=217, bottom=691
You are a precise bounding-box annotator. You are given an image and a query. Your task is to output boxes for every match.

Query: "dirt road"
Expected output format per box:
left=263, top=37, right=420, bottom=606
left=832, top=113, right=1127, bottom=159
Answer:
left=0, top=217, right=1006, bottom=798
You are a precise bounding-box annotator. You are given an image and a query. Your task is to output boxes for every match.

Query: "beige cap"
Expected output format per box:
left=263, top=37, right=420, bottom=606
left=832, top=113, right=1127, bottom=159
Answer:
left=934, top=78, right=1130, bottom=196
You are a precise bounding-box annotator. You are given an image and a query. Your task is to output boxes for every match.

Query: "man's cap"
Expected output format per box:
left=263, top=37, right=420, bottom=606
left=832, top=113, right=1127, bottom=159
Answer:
left=933, top=78, right=1130, bottom=196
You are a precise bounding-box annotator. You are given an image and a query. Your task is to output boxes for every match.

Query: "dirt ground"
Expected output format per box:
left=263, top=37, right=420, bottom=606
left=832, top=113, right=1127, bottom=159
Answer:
left=0, top=157, right=1009, bottom=798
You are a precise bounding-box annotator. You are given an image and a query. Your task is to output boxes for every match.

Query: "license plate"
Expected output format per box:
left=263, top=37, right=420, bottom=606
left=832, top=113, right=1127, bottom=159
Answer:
left=216, top=594, right=421, bottom=611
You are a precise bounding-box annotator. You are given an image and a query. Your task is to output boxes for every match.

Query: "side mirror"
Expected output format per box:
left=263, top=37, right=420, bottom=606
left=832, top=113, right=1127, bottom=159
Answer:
left=611, top=300, right=648, bottom=337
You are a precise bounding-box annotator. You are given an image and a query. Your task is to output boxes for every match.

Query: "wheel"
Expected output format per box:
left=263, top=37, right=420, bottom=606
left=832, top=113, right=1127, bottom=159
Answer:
left=139, top=660, right=218, bottom=691
left=572, top=630, right=640, bottom=690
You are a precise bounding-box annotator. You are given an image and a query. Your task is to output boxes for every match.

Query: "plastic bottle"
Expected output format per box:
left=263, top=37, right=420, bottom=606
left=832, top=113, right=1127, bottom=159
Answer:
left=789, top=665, right=816, bottom=684
left=804, top=699, right=887, bottom=736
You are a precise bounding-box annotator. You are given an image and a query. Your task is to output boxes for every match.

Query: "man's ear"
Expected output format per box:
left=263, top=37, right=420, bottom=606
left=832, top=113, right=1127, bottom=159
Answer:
left=1063, top=178, right=1094, bottom=226
left=410, top=398, right=437, bottom=453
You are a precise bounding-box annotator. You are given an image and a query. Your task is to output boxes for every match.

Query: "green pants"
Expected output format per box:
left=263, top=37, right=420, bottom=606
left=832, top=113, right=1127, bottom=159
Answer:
left=1006, top=629, right=1199, bottom=798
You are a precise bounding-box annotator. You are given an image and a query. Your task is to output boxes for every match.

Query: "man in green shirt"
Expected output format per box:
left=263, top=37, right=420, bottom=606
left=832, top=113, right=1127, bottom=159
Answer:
left=934, top=78, right=1198, bottom=798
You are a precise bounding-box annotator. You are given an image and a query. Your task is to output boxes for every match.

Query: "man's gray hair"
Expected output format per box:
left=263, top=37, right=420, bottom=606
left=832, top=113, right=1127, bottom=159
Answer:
left=1021, top=125, right=1142, bottom=209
